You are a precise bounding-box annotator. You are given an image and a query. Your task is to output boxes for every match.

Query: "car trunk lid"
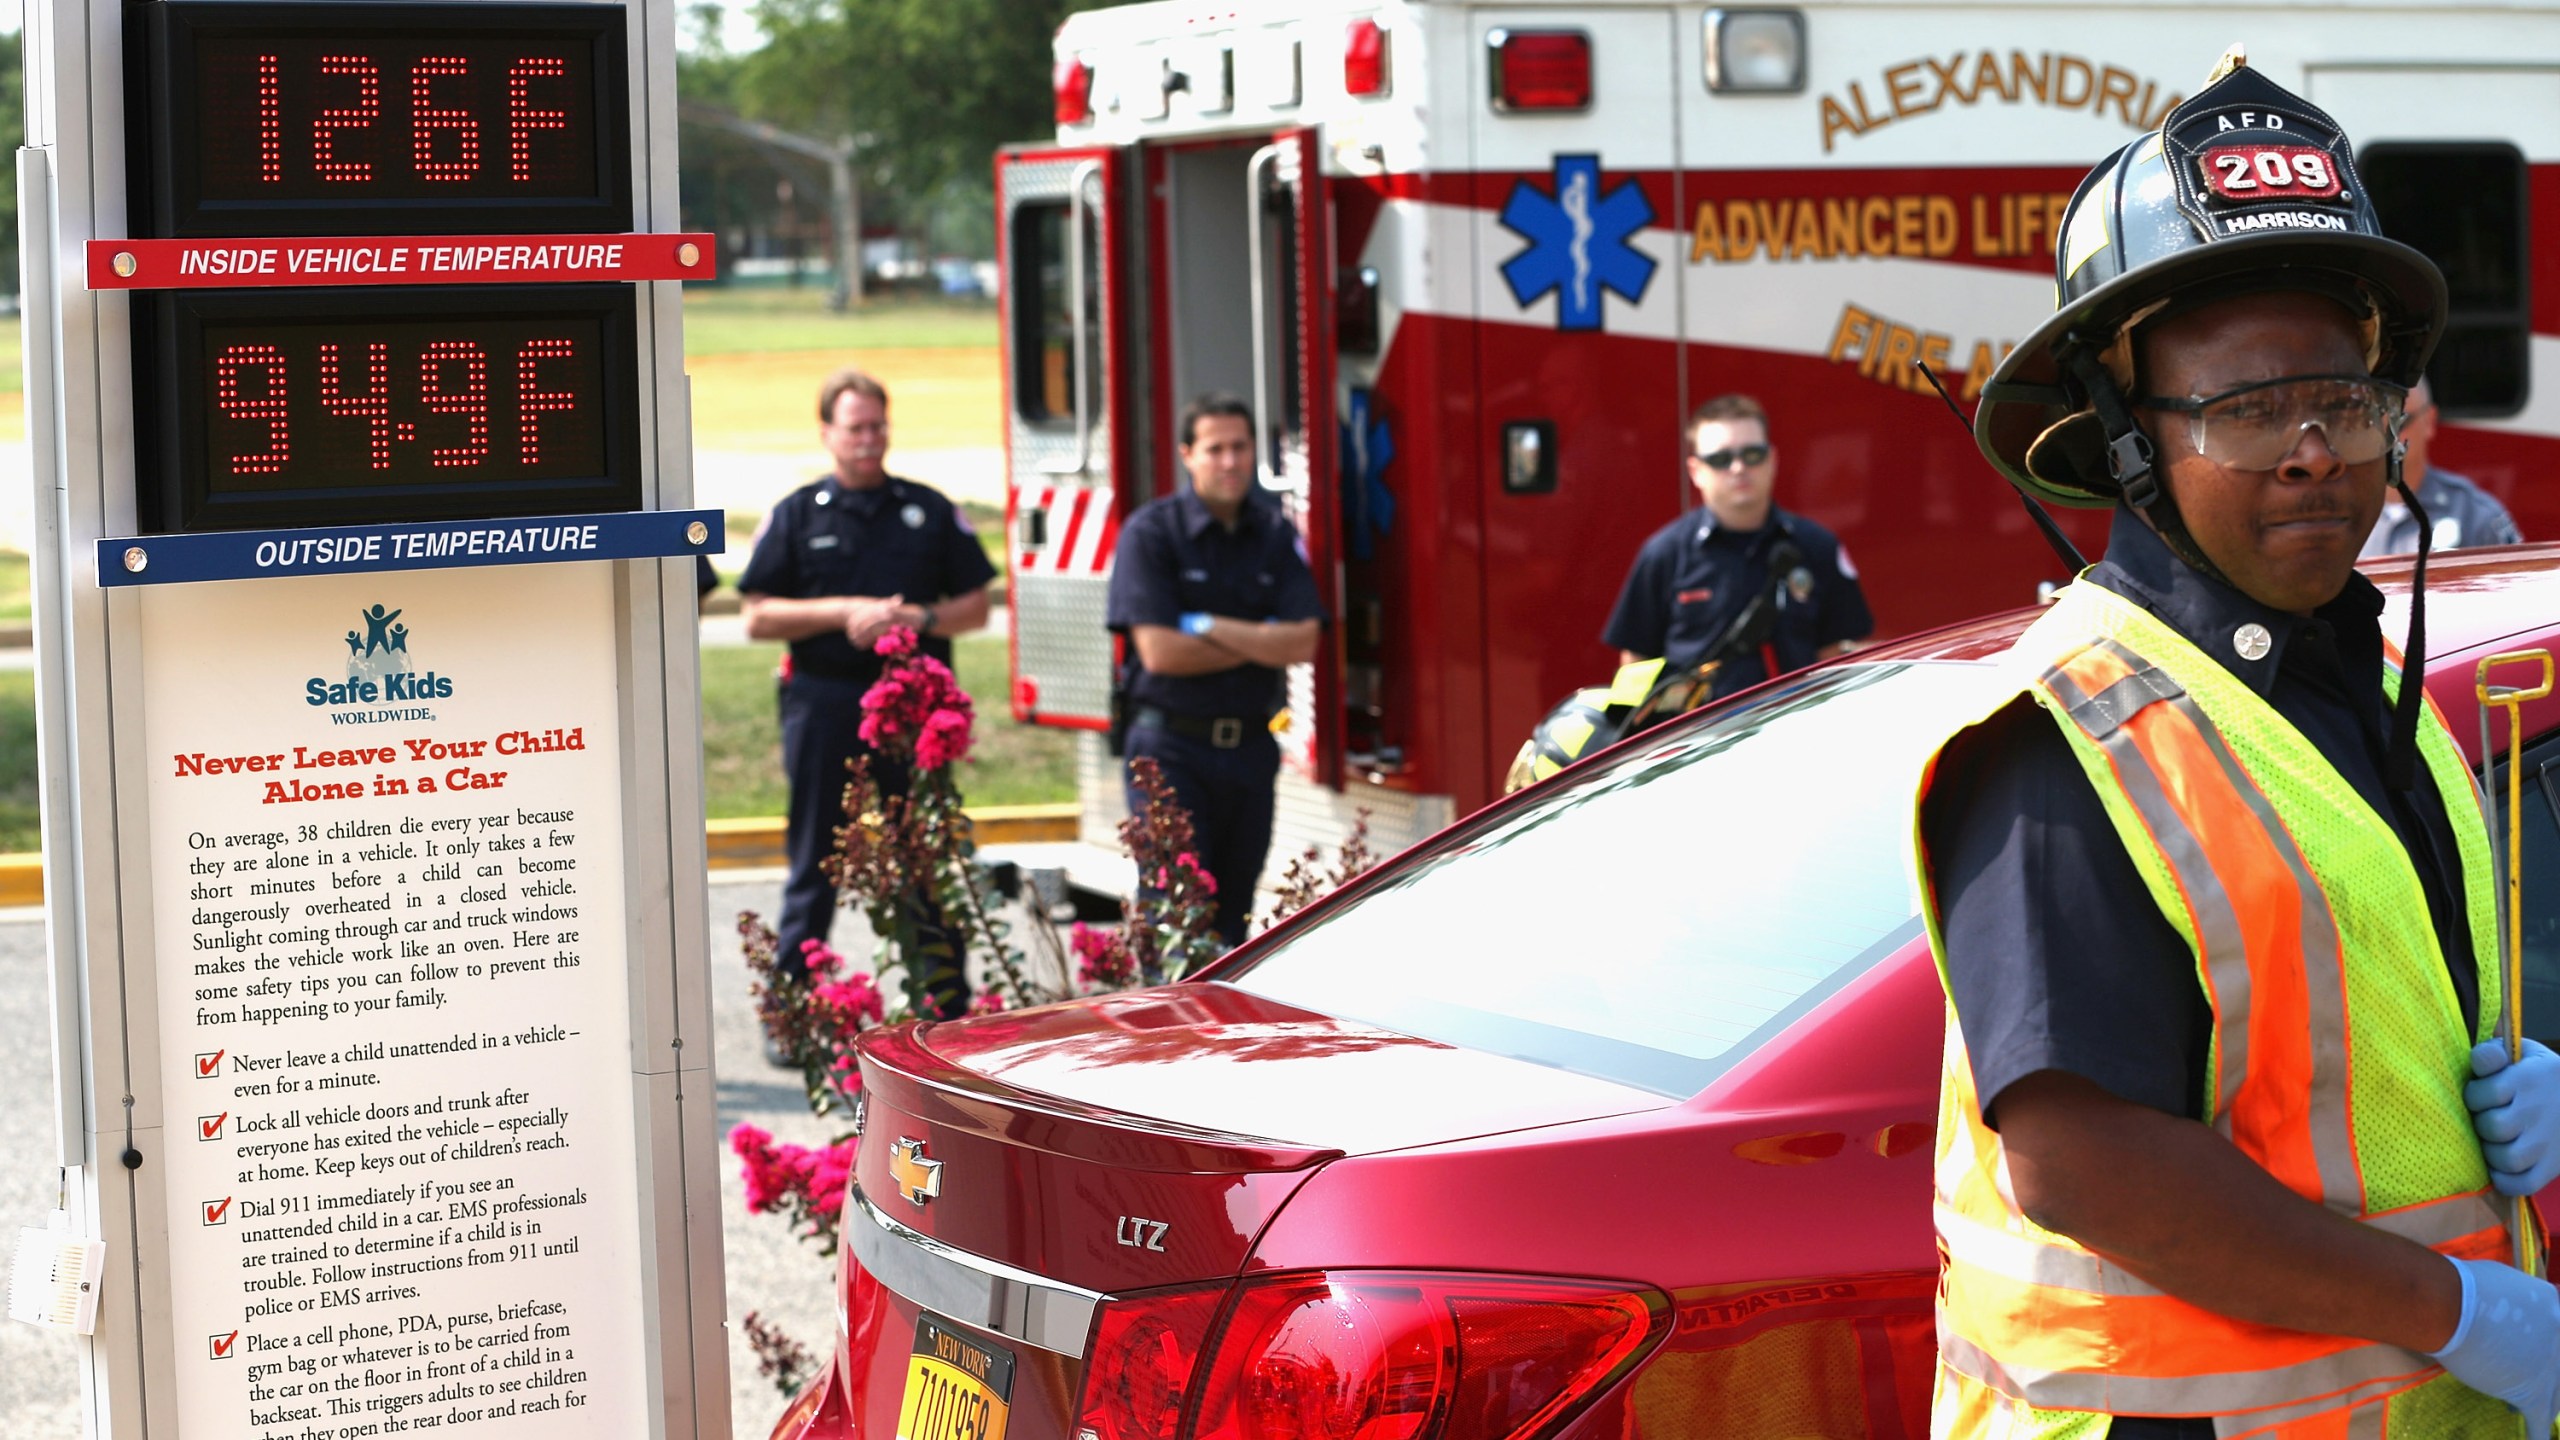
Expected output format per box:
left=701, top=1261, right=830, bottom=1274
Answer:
left=830, top=984, right=1670, bottom=1440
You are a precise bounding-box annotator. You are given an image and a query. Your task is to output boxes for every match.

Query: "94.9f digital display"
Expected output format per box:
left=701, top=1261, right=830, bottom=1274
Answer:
left=134, top=3, right=630, bottom=237
left=138, top=287, right=640, bottom=533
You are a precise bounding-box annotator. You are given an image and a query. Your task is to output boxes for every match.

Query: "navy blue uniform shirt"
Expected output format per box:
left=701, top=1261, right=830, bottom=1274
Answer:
left=737, top=473, right=995, bottom=685
left=1603, top=505, right=1873, bottom=694
left=1924, top=509, right=2480, bottom=1134
left=1107, top=488, right=1327, bottom=719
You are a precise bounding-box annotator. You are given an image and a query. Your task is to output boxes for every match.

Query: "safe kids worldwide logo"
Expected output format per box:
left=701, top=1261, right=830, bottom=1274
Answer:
left=1499, top=154, right=1658, bottom=331
left=307, top=602, right=453, bottom=720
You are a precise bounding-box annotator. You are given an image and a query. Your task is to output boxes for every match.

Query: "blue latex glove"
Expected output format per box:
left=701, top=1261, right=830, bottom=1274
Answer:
left=2430, top=1257, right=2560, bottom=1435
left=1179, top=612, right=1216, bottom=637
left=2468, top=1038, right=2560, bottom=1197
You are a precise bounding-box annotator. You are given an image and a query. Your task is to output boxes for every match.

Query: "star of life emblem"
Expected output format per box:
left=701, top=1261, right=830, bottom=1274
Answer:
left=1497, top=154, right=1657, bottom=331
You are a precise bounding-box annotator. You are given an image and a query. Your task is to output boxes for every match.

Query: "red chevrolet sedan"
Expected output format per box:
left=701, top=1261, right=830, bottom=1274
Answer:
left=772, top=548, right=2560, bottom=1440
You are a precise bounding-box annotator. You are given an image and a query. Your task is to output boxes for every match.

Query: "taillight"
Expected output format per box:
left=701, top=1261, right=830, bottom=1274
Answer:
left=1074, top=1272, right=1662, bottom=1440
left=1055, top=56, right=1095, bottom=126
left=1078, top=1282, right=1227, bottom=1440
left=1488, top=31, right=1592, bottom=113
left=1344, top=19, right=1391, bottom=98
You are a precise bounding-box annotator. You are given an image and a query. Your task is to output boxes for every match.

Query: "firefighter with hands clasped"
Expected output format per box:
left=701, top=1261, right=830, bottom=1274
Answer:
left=2360, top=377, right=2525, bottom=559
left=1106, top=394, right=1326, bottom=949
left=1603, top=393, right=1872, bottom=702
left=738, top=368, right=996, bottom=1014
left=1924, top=55, right=2560, bottom=1438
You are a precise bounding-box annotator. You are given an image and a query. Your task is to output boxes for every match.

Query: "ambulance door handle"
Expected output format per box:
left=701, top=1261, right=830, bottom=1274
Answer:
left=1244, top=141, right=1287, bottom=491
left=1040, top=159, right=1104, bottom=476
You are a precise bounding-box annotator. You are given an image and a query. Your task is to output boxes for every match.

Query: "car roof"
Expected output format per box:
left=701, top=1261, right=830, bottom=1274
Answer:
left=1854, top=542, right=2560, bottom=668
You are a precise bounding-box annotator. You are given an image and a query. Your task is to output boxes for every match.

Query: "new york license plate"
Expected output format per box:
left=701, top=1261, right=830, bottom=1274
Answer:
left=895, top=1314, right=1014, bottom=1440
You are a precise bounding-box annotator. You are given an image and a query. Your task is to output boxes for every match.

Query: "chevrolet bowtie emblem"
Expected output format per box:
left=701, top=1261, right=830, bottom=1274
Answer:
left=889, top=1137, right=943, bottom=1207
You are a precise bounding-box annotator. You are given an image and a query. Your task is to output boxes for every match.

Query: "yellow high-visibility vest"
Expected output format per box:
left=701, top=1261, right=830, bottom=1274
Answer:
left=1914, top=579, right=2520, bottom=1440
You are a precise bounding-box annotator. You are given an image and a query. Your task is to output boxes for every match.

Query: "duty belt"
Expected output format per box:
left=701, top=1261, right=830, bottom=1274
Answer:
left=1133, top=706, right=1257, bottom=748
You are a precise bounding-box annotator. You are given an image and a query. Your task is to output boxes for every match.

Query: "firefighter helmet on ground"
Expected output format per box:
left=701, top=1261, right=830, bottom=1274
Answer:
left=1972, top=53, right=2447, bottom=510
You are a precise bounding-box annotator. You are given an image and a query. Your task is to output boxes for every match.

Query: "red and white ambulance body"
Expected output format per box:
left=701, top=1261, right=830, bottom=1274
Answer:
left=1000, top=0, right=2560, bottom=864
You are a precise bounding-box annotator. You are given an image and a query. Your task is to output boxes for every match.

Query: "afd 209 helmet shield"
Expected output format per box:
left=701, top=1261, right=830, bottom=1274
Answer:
left=1973, top=62, right=2447, bottom=507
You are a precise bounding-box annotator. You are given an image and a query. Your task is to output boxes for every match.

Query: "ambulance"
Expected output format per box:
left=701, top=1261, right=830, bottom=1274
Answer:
left=997, top=0, right=2560, bottom=866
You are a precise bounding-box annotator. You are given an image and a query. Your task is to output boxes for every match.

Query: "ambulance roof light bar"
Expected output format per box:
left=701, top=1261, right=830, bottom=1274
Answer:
left=1488, top=30, right=1592, bottom=113
left=1345, top=17, right=1390, bottom=98
left=1704, top=9, right=1806, bottom=94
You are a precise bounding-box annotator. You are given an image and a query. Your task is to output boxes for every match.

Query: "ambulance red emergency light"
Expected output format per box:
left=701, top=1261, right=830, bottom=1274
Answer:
left=999, top=0, right=2559, bottom=862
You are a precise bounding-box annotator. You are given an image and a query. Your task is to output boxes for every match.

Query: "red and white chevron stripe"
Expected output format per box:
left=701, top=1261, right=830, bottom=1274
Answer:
left=1015, top=484, right=1118, bottom=576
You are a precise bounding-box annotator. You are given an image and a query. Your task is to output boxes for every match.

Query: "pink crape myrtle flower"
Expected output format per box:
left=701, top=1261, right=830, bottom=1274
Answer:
left=857, top=630, right=976, bottom=767
left=805, top=1137, right=857, bottom=1220
left=914, top=708, right=974, bottom=770
left=967, top=991, right=1008, bottom=1016
left=797, top=937, right=845, bottom=977
left=731, top=1124, right=818, bottom=1215
left=1071, top=922, right=1136, bottom=988
left=812, top=972, right=887, bottom=1028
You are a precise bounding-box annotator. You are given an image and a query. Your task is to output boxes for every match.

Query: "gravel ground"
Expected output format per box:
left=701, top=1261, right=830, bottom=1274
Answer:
left=0, top=874, right=852, bottom=1440
left=0, top=905, right=81, bottom=1439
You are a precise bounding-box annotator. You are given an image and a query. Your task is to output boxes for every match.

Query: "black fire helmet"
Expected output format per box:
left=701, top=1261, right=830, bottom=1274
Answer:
left=1972, top=53, right=2445, bottom=510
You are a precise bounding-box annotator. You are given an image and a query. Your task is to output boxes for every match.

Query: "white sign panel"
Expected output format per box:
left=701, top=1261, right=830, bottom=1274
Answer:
left=139, top=563, right=647, bottom=1439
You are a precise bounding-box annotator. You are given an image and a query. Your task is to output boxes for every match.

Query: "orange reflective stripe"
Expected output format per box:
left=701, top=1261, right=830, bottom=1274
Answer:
left=2252, top=1410, right=2351, bottom=1440
left=1935, top=1323, right=2433, bottom=1421
left=2041, top=641, right=2365, bottom=1211
left=2037, top=653, right=2255, bottom=1121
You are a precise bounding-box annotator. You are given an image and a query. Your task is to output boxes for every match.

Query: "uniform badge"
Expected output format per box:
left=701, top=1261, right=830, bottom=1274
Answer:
left=901, top=503, right=927, bottom=529
left=1786, top=567, right=1815, bottom=603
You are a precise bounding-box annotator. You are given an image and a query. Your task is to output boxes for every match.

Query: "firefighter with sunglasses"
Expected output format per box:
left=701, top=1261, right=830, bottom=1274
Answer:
left=1602, top=392, right=1871, bottom=703
left=1921, top=54, right=2560, bottom=1439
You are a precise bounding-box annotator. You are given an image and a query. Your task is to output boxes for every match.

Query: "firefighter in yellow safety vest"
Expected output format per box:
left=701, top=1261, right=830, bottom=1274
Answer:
left=1919, top=55, right=2560, bottom=1439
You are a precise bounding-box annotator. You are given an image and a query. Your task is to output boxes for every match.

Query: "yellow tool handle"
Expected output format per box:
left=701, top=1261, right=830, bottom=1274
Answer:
left=2476, top=650, right=2553, bottom=1278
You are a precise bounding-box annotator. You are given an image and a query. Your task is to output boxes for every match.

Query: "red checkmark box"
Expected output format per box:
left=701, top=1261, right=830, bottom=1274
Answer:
left=202, top=1197, right=232, bottom=1226
left=195, top=1049, right=224, bottom=1078
left=209, top=1330, right=238, bottom=1359
left=198, top=1112, right=227, bottom=1141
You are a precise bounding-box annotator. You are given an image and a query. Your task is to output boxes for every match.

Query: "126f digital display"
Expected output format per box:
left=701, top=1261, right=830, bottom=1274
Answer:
left=137, top=286, right=640, bottom=532
left=197, top=35, right=598, bottom=204
left=134, top=3, right=630, bottom=236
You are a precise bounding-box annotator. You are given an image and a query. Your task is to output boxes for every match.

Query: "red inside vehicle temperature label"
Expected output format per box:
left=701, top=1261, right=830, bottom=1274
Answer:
left=896, top=1314, right=1015, bottom=1440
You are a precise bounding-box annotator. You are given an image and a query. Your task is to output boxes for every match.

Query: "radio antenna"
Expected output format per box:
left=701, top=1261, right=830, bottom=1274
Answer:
left=1917, top=361, right=2088, bottom=574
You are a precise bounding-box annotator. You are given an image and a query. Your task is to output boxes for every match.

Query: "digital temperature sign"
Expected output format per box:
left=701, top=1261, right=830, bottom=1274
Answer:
left=136, top=286, right=640, bottom=532
left=133, top=2, right=630, bottom=237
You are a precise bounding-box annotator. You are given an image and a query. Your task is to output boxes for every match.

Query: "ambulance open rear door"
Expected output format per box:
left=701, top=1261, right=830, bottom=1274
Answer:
left=1248, top=125, right=1343, bottom=789
left=1001, top=146, right=1131, bottom=728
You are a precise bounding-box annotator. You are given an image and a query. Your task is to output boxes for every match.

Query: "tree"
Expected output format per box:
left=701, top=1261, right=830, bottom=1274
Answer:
left=0, top=31, right=22, bottom=295
left=735, top=0, right=1107, bottom=210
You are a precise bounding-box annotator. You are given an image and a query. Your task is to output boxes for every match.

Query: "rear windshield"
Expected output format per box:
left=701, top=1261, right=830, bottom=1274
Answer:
left=1224, top=662, right=2005, bottom=1097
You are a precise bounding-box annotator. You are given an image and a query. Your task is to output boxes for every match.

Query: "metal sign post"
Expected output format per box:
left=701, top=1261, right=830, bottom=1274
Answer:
left=22, top=0, right=732, bottom=1434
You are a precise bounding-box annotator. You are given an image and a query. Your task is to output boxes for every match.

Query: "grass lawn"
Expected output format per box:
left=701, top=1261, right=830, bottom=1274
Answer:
left=0, top=671, right=36, bottom=853
left=682, top=290, right=1000, bottom=455
left=0, top=553, right=28, bottom=622
left=681, top=288, right=996, bottom=356
left=698, top=632, right=1074, bottom=820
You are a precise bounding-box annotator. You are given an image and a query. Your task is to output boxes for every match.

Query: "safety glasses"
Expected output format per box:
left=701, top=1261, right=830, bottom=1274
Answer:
left=2136, top=374, right=2406, bottom=472
left=1694, top=443, right=1772, bottom=471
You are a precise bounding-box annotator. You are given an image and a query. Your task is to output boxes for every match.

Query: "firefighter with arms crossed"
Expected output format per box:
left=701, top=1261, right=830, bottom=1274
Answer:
left=1926, top=58, right=2560, bottom=1438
